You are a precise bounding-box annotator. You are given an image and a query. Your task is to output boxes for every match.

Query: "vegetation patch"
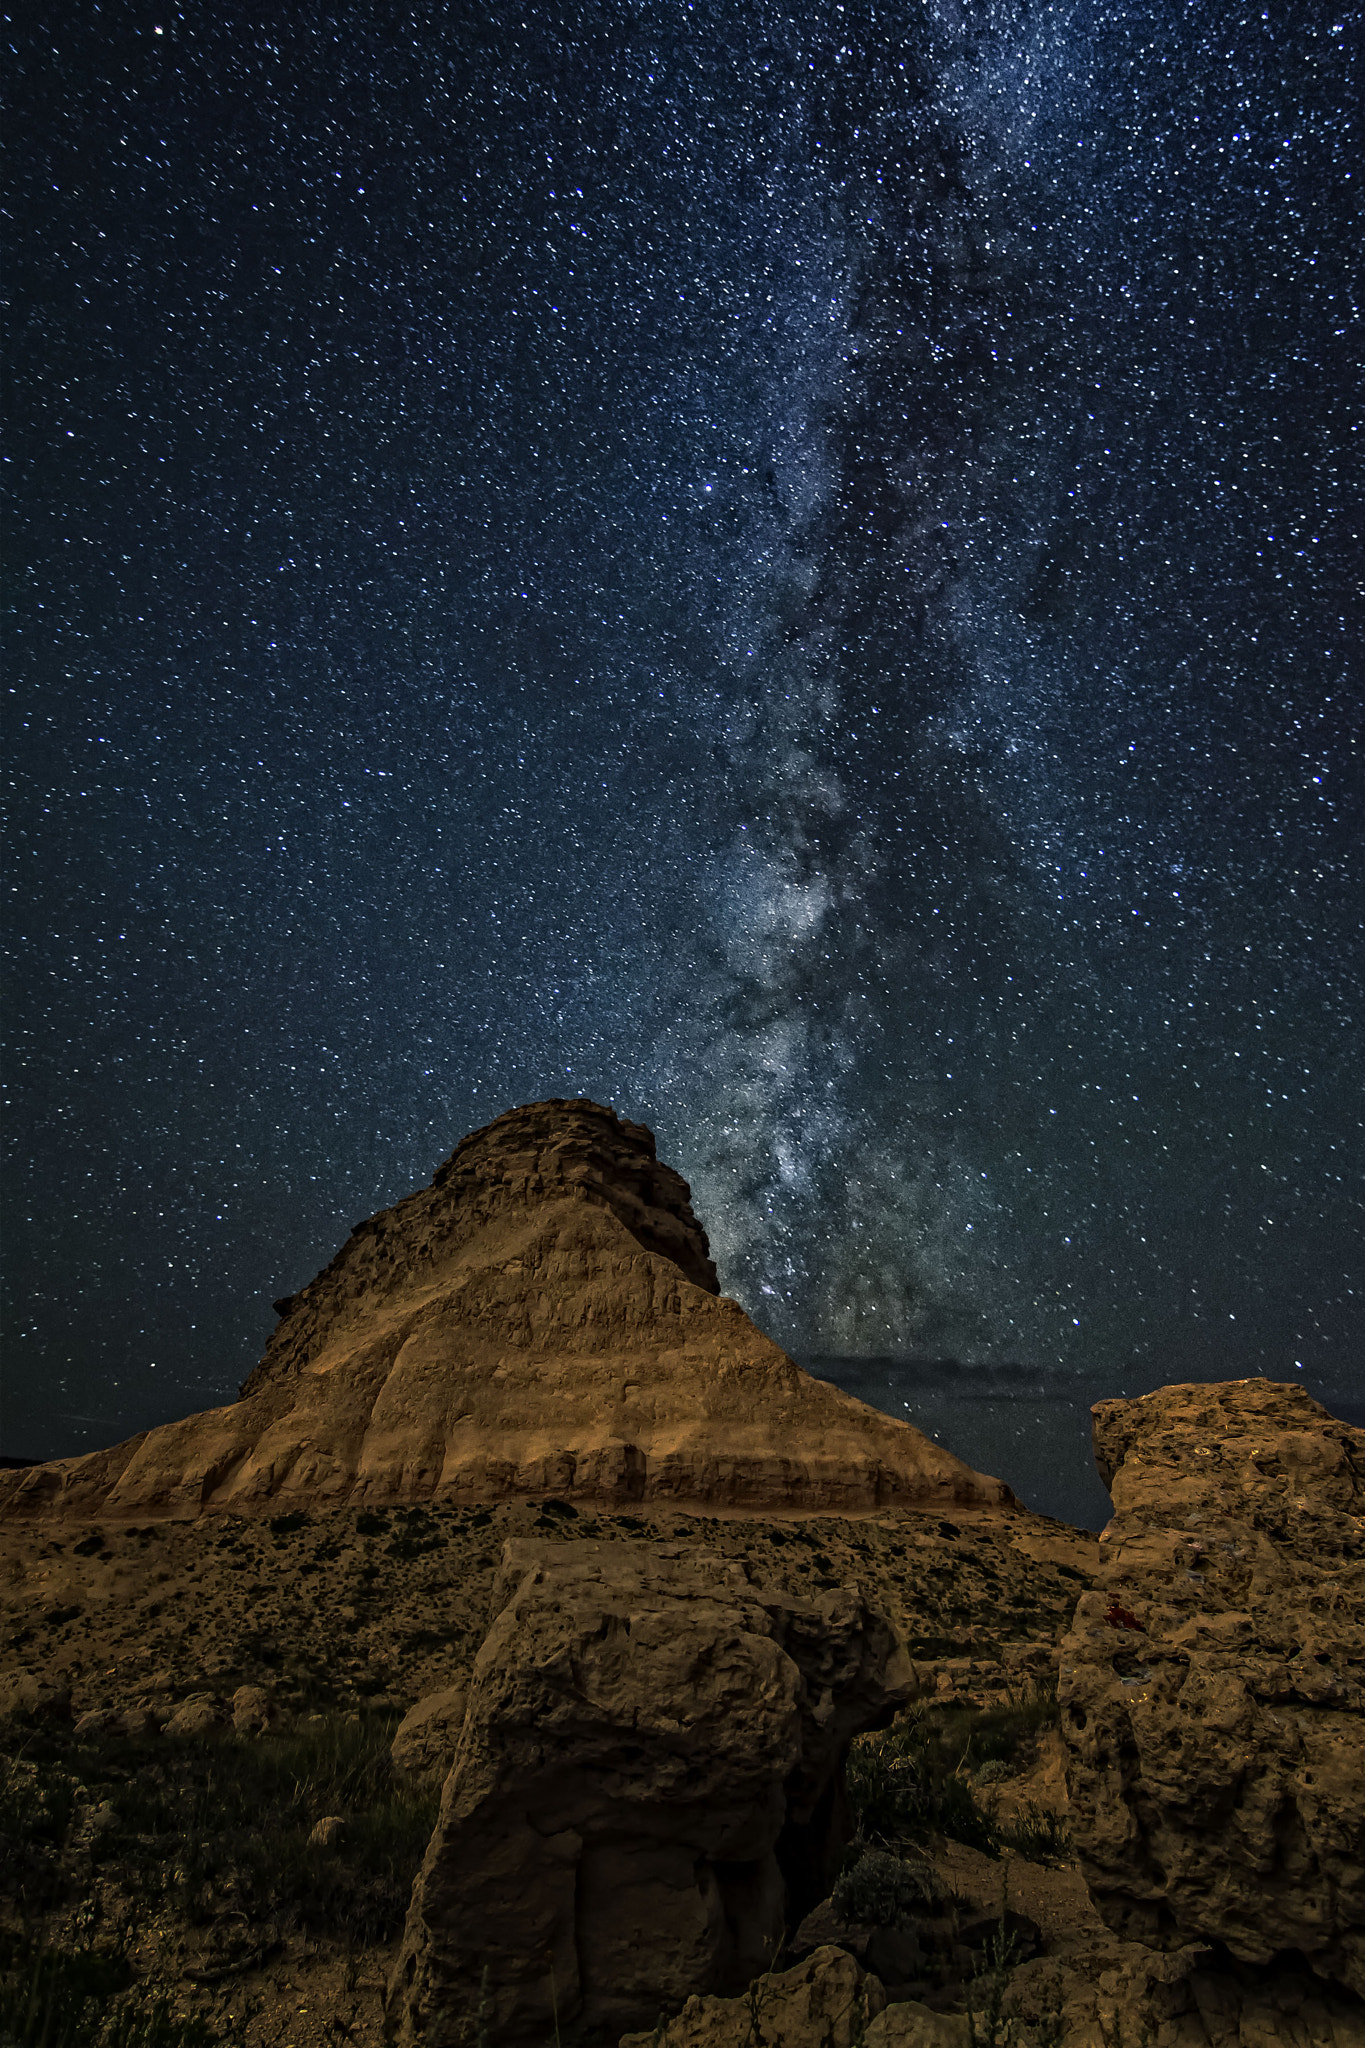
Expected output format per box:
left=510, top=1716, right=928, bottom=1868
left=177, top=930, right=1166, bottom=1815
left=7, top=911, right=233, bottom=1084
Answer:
left=846, top=1684, right=1063, bottom=1859
left=1, top=1709, right=439, bottom=1963
left=0, top=1935, right=218, bottom=2048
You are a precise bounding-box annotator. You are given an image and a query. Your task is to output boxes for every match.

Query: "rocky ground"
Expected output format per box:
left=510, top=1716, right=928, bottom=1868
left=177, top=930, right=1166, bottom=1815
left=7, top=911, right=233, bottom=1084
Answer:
left=1, top=1498, right=1094, bottom=2045
left=1, top=1496, right=1095, bottom=1717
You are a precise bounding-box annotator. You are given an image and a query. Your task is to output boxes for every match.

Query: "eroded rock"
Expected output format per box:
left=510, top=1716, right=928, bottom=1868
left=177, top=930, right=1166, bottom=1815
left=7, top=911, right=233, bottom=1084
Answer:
left=162, top=1694, right=224, bottom=1739
left=230, top=1683, right=274, bottom=1735
left=0, top=1100, right=1012, bottom=1523
left=390, top=1685, right=467, bottom=1781
left=1059, top=1377, right=1365, bottom=1998
left=388, top=1537, right=911, bottom=2046
left=618, top=1946, right=887, bottom=2048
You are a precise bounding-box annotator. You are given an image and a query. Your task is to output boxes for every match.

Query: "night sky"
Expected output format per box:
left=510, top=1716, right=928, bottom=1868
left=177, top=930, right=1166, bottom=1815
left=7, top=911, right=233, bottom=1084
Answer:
left=5, top=0, right=1362, bottom=1466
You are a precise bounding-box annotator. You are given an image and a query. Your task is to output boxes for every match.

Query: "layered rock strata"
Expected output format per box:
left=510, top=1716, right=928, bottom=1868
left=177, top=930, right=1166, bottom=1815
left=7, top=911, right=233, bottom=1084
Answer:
left=1059, top=1377, right=1365, bottom=1997
left=387, top=1537, right=912, bottom=2046
left=0, top=1098, right=1011, bottom=1521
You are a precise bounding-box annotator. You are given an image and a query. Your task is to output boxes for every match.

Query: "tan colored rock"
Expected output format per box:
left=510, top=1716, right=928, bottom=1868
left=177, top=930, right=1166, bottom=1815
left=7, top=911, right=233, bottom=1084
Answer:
left=390, top=1685, right=467, bottom=1781
left=73, top=1708, right=124, bottom=1739
left=162, top=1694, right=224, bottom=1739
left=388, top=1537, right=911, bottom=2047
left=863, top=2005, right=968, bottom=2048
left=1, top=1674, right=71, bottom=1724
left=1059, top=1378, right=1365, bottom=1998
left=618, top=1947, right=887, bottom=2048
left=230, top=1683, right=274, bottom=1735
left=0, top=1101, right=1012, bottom=1525
left=117, top=1705, right=160, bottom=1738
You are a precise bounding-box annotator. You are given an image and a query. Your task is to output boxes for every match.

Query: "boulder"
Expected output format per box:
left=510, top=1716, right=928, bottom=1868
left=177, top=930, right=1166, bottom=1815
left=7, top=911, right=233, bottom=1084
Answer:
left=0, top=1100, right=1012, bottom=1524
left=863, top=2008, right=968, bottom=2048
left=162, top=1694, right=224, bottom=1739
left=117, top=1705, right=161, bottom=1738
left=73, top=1708, right=124, bottom=1739
left=387, top=1537, right=911, bottom=2046
left=1, top=1675, right=72, bottom=1724
left=618, top=1947, right=886, bottom=2048
left=390, top=1685, right=467, bottom=1781
left=230, top=1684, right=274, bottom=1735
left=1059, top=1378, right=1365, bottom=1997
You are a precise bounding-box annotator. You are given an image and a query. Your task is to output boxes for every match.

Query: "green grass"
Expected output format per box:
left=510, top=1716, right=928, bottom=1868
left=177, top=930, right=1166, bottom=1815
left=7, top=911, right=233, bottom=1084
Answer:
left=0, top=1938, right=218, bottom=2048
left=2, top=1709, right=439, bottom=1952
left=845, top=1683, right=1062, bottom=1860
left=1000, top=1802, right=1072, bottom=1864
left=104, top=1710, right=438, bottom=1945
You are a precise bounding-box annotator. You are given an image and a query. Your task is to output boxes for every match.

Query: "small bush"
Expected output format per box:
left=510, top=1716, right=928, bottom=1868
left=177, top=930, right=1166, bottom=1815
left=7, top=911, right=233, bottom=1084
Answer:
left=1001, top=1802, right=1071, bottom=1864
left=845, top=1709, right=1001, bottom=1855
left=845, top=1688, right=1062, bottom=1860
left=833, top=1848, right=942, bottom=1926
left=965, top=1918, right=1024, bottom=2048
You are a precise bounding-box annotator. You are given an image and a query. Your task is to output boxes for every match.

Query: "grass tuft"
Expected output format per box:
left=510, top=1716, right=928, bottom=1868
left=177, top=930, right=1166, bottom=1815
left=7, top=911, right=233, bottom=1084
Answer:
left=846, top=1682, right=1062, bottom=1859
left=0, top=1937, right=218, bottom=2048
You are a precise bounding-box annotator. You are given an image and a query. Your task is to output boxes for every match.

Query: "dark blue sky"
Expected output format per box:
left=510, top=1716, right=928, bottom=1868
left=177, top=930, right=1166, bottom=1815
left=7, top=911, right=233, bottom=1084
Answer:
left=5, top=0, right=1361, bottom=1459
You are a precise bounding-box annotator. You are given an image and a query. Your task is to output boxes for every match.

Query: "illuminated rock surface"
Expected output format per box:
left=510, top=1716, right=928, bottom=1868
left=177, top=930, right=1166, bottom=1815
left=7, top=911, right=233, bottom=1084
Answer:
left=0, top=1099, right=1011, bottom=1522
left=1060, top=1377, right=1365, bottom=1998
left=388, top=1537, right=910, bottom=2046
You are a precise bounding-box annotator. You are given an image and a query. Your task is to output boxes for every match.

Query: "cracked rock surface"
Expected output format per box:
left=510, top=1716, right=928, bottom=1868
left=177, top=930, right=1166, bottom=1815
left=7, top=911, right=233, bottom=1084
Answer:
left=387, top=1537, right=911, bottom=2046
left=1059, top=1377, right=1365, bottom=1998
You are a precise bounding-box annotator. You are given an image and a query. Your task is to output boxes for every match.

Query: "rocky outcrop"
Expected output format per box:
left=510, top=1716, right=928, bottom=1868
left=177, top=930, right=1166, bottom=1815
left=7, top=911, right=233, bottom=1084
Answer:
left=0, top=1099, right=1012, bottom=1523
left=387, top=1537, right=912, bottom=2046
left=1059, top=1377, right=1365, bottom=1997
left=618, top=1947, right=888, bottom=2048
left=389, top=1685, right=468, bottom=1781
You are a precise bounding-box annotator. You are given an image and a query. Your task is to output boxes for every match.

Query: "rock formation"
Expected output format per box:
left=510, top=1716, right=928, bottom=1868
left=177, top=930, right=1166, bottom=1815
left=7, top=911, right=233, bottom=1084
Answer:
left=387, top=1537, right=912, bottom=2046
left=0, top=1098, right=1012, bottom=1522
left=1059, top=1377, right=1365, bottom=1998
left=618, top=1946, right=889, bottom=2048
left=389, top=1685, right=468, bottom=1782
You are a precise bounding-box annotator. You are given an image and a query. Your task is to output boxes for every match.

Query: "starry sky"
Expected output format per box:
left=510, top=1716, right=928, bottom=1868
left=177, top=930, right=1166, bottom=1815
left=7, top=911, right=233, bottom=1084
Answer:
left=5, top=0, right=1362, bottom=1465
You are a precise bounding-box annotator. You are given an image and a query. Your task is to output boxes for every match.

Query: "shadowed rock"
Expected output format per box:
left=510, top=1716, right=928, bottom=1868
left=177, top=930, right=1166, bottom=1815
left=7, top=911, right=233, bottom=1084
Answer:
left=387, top=1537, right=911, bottom=2046
left=1059, top=1377, right=1365, bottom=1997
left=618, top=1946, right=889, bottom=2048
left=0, top=1099, right=1012, bottom=1522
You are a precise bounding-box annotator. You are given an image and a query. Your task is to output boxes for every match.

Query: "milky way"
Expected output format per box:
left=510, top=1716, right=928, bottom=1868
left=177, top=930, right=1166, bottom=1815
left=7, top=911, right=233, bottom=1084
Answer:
left=6, top=0, right=1361, bottom=1457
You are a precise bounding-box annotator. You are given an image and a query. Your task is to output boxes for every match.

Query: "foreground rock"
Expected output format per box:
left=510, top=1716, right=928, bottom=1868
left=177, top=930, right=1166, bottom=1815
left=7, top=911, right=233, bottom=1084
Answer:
left=0, top=1099, right=1012, bottom=1523
left=619, top=1946, right=890, bottom=2048
left=389, top=1685, right=467, bottom=1781
left=387, top=1538, right=911, bottom=2046
left=1060, top=1377, right=1365, bottom=1998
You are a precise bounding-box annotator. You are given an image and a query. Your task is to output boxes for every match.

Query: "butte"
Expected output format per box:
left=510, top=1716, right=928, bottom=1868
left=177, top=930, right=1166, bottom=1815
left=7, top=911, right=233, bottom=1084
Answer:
left=0, top=1098, right=1013, bottom=1523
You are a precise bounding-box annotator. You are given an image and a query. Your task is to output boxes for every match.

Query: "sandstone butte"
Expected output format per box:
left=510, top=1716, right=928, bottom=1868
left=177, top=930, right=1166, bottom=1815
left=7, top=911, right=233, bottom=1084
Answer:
left=0, top=1098, right=1013, bottom=1524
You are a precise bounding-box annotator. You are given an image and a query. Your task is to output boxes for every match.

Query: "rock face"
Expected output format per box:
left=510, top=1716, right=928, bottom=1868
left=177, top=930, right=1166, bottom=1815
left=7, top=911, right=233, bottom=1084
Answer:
left=618, top=1946, right=888, bottom=2048
left=0, top=1098, right=1011, bottom=1522
left=1059, top=1377, right=1365, bottom=1997
left=389, top=1685, right=468, bottom=1782
left=387, top=1537, right=912, bottom=2046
